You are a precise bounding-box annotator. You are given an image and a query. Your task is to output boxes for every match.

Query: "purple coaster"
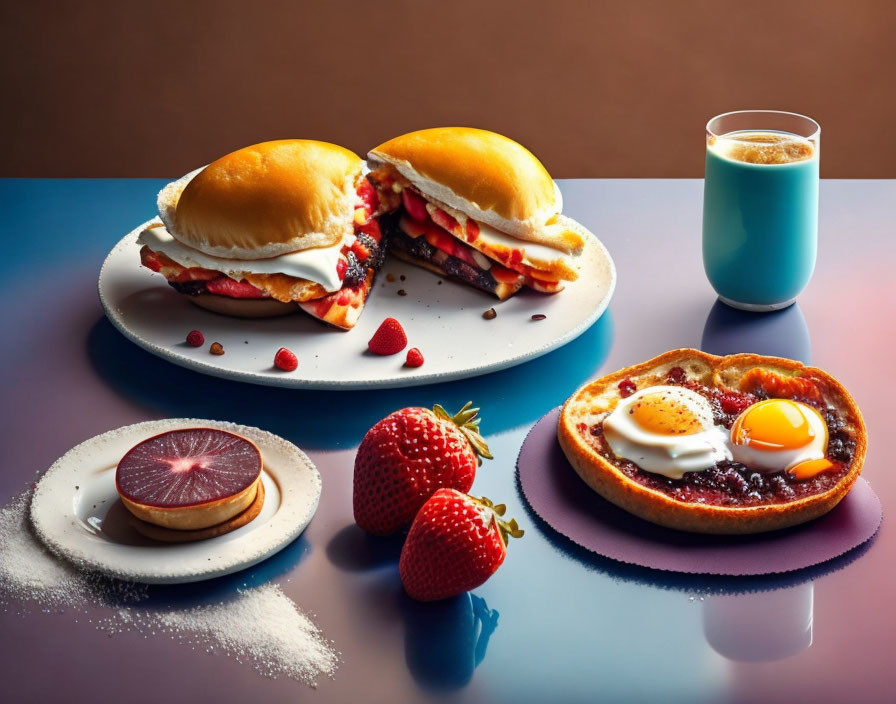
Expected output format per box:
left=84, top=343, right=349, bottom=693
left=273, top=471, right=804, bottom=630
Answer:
left=517, top=408, right=882, bottom=576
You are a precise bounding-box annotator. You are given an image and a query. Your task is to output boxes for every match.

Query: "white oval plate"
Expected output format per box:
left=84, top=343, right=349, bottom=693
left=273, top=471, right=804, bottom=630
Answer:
left=98, top=219, right=615, bottom=389
left=30, top=419, right=321, bottom=584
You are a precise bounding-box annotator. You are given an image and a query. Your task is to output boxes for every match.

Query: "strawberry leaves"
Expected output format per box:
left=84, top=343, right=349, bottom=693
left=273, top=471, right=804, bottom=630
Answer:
left=433, top=402, right=493, bottom=465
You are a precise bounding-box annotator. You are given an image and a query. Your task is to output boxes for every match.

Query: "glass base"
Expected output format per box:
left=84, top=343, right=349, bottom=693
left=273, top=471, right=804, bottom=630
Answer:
left=718, top=296, right=797, bottom=312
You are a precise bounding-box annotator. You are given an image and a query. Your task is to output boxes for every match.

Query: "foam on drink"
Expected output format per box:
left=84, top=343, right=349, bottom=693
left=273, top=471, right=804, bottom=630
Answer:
left=709, top=131, right=815, bottom=165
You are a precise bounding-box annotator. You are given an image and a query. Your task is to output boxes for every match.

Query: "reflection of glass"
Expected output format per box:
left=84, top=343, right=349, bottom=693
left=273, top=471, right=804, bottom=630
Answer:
left=701, top=299, right=811, bottom=364
left=703, top=583, right=813, bottom=662
left=402, top=592, right=498, bottom=691
left=703, top=110, right=820, bottom=312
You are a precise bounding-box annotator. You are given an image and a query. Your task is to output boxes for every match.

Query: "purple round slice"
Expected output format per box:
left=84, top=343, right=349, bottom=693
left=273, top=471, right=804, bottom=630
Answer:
left=116, top=428, right=262, bottom=508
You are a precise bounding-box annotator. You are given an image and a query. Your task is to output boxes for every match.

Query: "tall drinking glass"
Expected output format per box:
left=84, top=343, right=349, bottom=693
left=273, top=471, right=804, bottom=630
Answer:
left=702, top=110, right=820, bottom=311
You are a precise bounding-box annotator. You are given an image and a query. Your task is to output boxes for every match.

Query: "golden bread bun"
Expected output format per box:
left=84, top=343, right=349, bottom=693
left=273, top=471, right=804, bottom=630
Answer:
left=120, top=477, right=261, bottom=530
left=162, top=140, right=362, bottom=259
left=558, top=349, right=867, bottom=534
left=369, top=127, right=583, bottom=254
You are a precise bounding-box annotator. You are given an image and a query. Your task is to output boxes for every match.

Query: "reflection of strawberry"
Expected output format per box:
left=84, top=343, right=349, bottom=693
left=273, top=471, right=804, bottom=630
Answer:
left=399, top=489, right=523, bottom=602
left=402, top=592, right=499, bottom=691
left=353, top=403, right=492, bottom=535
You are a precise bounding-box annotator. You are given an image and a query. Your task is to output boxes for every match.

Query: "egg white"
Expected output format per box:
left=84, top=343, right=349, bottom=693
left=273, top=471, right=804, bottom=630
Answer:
left=603, top=386, right=732, bottom=480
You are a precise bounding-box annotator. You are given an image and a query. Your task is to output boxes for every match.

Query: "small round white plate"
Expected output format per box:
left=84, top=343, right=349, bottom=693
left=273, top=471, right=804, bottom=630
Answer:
left=30, top=419, right=321, bottom=584
left=98, top=219, right=616, bottom=389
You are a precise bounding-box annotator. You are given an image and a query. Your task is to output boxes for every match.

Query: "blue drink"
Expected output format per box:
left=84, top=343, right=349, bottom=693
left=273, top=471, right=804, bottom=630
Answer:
left=702, top=112, right=820, bottom=311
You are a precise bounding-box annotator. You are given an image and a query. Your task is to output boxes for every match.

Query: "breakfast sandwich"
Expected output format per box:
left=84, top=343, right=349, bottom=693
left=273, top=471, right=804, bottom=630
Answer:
left=366, top=127, right=587, bottom=300
left=138, top=139, right=388, bottom=329
left=559, top=349, right=866, bottom=534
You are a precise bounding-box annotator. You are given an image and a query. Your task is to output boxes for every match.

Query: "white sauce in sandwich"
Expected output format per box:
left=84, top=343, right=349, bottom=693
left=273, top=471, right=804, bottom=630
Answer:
left=138, top=225, right=349, bottom=292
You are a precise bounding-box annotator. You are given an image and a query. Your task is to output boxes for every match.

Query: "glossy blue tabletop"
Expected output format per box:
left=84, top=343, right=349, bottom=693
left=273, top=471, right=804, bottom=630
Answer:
left=1, top=179, right=894, bottom=703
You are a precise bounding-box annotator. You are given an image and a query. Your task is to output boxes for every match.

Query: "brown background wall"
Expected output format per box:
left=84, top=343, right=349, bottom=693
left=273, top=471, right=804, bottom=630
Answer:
left=3, top=0, right=894, bottom=178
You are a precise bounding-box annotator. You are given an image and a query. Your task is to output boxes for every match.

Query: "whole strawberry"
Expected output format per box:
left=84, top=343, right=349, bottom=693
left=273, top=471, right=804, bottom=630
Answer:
left=353, top=402, right=492, bottom=535
left=399, top=489, right=523, bottom=602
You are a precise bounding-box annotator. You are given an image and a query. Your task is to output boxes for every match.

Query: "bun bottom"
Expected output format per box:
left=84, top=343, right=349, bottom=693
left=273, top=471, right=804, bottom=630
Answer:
left=188, top=294, right=299, bottom=318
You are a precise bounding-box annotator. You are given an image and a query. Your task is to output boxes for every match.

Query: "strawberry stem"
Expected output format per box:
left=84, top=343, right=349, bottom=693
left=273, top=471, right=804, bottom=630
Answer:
left=476, top=496, right=524, bottom=546
left=433, top=402, right=493, bottom=465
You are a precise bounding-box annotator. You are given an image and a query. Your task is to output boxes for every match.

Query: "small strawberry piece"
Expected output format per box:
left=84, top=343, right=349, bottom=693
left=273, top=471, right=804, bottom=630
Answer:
left=353, top=403, right=493, bottom=535
left=336, top=258, right=348, bottom=280
left=351, top=240, right=371, bottom=261
left=618, top=378, right=637, bottom=397
left=401, top=189, right=429, bottom=222
left=186, top=330, right=204, bottom=347
left=205, top=277, right=266, bottom=299
left=274, top=347, right=298, bottom=372
left=368, top=317, right=408, bottom=355
left=405, top=348, right=424, bottom=367
left=357, top=217, right=382, bottom=242
left=667, top=366, right=687, bottom=384
left=357, top=177, right=380, bottom=214
left=719, top=391, right=751, bottom=415
left=399, top=489, right=523, bottom=602
left=465, top=220, right=480, bottom=242
left=424, top=226, right=459, bottom=258
left=431, top=208, right=460, bottom=234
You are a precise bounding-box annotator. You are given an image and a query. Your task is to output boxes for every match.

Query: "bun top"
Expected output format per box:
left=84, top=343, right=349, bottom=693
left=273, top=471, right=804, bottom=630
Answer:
left=159, top=140, right=362, bottom=259
left=369, top=128, right=581, bottom=252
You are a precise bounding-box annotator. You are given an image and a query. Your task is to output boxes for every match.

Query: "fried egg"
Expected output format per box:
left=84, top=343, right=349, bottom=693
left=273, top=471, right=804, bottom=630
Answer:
left=603, top=386, right=732, bottom=479
left=729, top=399, right=829, bottom=475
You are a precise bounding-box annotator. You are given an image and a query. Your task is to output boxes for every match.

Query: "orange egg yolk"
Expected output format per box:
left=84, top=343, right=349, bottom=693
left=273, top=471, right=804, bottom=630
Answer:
left=630, top=392, right=705, bottom=436
left=731, top=399, right=826, bottom=451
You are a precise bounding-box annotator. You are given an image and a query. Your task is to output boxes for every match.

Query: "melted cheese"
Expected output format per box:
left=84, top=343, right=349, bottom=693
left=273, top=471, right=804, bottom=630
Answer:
left=138, top=225, right=349, bottom=292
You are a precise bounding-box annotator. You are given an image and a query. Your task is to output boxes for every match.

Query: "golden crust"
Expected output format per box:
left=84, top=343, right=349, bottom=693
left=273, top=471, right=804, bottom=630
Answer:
left=128, top=480, right=266, bottom=543
left=558, top=349, right=867, bottom=534
left=172, top=140, right=362, bottom=258
left=120, top=478, right=261, bottom=530
left=370, top=128, right=582, bottom=252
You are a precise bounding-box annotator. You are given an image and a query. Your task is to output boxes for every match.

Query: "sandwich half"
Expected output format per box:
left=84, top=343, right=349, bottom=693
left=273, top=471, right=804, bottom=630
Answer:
left=367, top=127, right=587, bottom=300
left=138, top=139, right=388, bottom=330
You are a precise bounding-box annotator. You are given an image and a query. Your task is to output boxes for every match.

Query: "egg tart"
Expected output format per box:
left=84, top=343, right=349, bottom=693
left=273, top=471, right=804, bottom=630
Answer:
left=558, top=349, right=867, bottom=534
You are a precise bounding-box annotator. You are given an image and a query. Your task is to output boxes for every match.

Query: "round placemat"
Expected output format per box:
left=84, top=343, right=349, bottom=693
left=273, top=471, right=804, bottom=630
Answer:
left=517, top=408, right=881, bottom=575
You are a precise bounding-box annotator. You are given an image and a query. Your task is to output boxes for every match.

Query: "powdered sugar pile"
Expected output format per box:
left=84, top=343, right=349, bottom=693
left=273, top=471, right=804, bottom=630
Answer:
left=0, top=493, right=88, bottom=609
left=104, top=584, right=338, bottom=682
left=0, top=491, right=338, bottom=686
